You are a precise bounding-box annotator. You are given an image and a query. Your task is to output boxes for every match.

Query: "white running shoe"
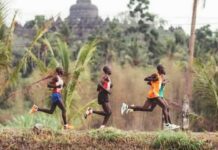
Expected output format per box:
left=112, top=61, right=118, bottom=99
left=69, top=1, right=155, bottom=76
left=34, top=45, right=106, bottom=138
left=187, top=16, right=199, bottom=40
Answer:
left=164, top=123, right=180, bottom=130
left=100, top=125, right=105, bottom=129
left=126, top=105, right=134, bottom=114
left=163, top=123, right=171, bottom=130
left=169, top=124, right=180, bottom=130
left=121, top=103, right=128, bottom=115
left=84, top=107, right=93, bottom=119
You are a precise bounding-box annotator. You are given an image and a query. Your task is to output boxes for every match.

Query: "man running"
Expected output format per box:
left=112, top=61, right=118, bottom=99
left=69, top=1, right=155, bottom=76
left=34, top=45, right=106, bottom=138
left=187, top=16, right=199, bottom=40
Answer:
left=159, top=76, right=180, bottom=129
left=30, top=67, right=72, bottom=129
left=121, top=65, right=175, bottom=129
left=84, top=66, right=112, bottom=128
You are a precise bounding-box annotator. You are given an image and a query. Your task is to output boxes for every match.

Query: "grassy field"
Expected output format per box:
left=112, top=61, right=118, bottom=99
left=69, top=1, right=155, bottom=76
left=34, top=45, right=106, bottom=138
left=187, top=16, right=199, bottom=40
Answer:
left=0, top=127, right=217, bottom=150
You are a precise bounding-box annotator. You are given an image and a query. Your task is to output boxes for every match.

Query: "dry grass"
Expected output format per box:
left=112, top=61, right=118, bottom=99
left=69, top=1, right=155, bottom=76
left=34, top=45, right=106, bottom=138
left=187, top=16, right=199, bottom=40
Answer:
left=0, top=127, right=215, bottom=150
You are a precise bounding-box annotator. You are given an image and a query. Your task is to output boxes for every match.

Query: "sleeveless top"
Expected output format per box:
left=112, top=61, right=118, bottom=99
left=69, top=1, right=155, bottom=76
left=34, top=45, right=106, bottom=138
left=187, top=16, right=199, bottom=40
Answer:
left=53, top=75, right=64, bottom=93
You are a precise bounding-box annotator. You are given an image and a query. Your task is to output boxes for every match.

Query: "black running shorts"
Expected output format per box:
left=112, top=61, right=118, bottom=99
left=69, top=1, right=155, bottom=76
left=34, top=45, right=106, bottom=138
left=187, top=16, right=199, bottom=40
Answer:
left=98, top=91, right=109, bottom=104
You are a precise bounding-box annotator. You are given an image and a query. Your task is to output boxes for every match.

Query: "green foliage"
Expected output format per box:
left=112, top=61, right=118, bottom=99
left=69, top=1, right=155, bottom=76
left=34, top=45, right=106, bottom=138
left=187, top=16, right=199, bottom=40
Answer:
left=89, top=127, right=126, bottom=141
left=5, top=113, right=61, bottom=130
left=62, top=40, right=99, bottom=126
left=8, top=21, right=51, bottom=86
left=195, top=25, right=218, bottom=57
left=191, top=57, right=218, bottom=130
left=151, top=131, right=209, bottom=150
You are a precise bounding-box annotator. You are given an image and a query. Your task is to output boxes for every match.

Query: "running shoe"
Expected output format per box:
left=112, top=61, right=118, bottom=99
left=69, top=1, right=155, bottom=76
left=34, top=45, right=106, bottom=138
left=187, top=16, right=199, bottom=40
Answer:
left=126, top=105, right=134, bottom=114
left=163, top=123, right=171, bottom=130
left=100, top=125, right=105, bottom=129
left=164, top=123, right=180, bottom=130
left=84, top=107, right=93, bottom=119
left=64, top=124, right=74, bottom=129
left=121, top=103, right=128, bottom=115
left=169, top=124, right=180, bottom=130
left=29, top=104, right=38, bottom=113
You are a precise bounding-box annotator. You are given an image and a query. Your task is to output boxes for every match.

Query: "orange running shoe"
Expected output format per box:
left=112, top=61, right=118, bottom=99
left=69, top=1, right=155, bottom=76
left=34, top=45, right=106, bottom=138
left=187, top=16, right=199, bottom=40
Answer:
left=29, top=104, right=38, bottom=113
left=64, top=124, right=74, bottom=130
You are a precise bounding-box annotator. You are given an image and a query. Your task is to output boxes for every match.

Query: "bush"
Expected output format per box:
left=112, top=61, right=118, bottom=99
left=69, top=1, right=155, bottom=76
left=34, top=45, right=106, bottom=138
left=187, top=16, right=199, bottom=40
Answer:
left=151, top=131, right=212, bottom=150
left=89, top=127, right=126, bottom=141
left=4, top=113, right=61, bottom=131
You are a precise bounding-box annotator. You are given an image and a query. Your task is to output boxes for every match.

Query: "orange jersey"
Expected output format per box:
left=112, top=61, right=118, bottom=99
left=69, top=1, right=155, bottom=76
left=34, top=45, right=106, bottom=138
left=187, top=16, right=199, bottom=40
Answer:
left=147, top=73, right=162, bottom=99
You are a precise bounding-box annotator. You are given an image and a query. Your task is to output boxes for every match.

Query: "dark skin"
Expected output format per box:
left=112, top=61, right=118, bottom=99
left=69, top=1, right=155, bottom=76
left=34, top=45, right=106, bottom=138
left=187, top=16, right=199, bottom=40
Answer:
left=93, top=66, right=113, bottom=126
left=97, top=67, right=112, bottom=94
left=37, top=69, right=67, bottom=125
left=129, top=65, right=171, bottom=124
left=47, top=72, right=63, bottom=89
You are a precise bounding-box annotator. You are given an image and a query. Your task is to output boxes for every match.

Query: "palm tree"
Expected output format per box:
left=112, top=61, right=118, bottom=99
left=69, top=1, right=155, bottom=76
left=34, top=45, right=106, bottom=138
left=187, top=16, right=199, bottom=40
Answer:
left=192, top=57, right=218, bottom=130
left=42, top=38, right=99, bottom=127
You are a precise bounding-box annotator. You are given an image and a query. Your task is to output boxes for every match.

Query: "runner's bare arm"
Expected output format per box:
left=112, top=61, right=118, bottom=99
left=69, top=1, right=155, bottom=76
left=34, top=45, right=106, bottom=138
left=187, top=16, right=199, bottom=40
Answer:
left=144, top=74, right=158, bottom=82
left=47, top=76, right=61, bottom=88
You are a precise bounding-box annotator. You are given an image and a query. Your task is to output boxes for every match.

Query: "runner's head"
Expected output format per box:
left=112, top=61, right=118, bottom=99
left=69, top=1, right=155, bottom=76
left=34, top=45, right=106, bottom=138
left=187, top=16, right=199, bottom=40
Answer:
left=157, top=64, right=166, bottom=75
left=103, top=66, right=111, bottom=75
left=55, top=67, right=64, bottom=76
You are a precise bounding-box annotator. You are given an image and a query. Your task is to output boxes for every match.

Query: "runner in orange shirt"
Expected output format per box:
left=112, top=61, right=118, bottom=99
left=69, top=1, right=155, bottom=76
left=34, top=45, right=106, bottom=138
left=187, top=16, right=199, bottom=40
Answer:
left=121, top=65, right=173, bottom=129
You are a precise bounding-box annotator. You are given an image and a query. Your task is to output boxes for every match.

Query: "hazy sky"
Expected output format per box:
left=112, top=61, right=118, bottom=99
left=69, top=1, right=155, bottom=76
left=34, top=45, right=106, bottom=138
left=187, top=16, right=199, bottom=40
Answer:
left=6, top=0, right=218, bottom=32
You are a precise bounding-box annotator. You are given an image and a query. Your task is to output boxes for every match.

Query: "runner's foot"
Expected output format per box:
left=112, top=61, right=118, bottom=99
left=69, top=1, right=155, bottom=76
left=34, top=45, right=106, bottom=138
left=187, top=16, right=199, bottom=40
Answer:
left=84, top=107, right=93, bottom=119
left=164, top=123, right=180, bottom=130
left=100, top=125, right=105, bottom=129
left=169, top=124, right=180, bottom=130
left=64, top=124, right=74, bottom=129
left=163, top=123, right=171, bottom=130
left=126, top=105, right=134, bottom=114
left=121, top=103, right=128, bottom=115
left=29, top=104, right=38, bottom=113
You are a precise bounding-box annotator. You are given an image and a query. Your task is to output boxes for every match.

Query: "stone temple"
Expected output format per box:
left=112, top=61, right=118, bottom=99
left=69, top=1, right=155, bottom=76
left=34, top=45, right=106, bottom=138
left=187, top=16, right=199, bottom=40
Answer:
left=69, top=0, right=98, bottom=24
left=14, top=0, right=103, bottom=40
left=67, top=0, right=103, bottom=36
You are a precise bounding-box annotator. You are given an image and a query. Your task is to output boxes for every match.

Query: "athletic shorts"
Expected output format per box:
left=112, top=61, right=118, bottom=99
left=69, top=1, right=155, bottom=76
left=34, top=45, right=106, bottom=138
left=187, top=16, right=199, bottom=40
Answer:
left=98, top=91, right=109, bottom=104
left=147, top=97, right=160, bottom=104
left=51, top=93, right=62, bottom=103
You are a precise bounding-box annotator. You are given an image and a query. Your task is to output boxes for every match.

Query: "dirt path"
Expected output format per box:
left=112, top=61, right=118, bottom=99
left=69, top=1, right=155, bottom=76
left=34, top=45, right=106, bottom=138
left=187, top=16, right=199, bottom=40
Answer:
left=192, top=132, right=218, bottom=148
left=0, top=128, right=217, bottom=150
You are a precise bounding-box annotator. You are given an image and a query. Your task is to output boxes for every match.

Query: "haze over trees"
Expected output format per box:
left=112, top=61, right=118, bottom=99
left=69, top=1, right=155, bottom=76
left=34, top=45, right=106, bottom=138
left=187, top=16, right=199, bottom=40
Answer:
left=0, top=0, right=217, bottom=132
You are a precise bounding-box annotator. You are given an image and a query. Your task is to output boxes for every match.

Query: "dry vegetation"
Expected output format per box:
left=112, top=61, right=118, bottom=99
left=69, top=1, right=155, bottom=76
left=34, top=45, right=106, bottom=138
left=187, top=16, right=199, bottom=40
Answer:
left=0, top=127, right=216, bottom=150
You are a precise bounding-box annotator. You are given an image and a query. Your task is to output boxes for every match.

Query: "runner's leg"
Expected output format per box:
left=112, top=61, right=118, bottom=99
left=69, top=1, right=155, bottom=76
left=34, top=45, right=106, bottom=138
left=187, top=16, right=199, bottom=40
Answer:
left=93, top=103, right=112, bottom=125
left=38, top=102, right=57, bottom=114
left=163, top=99, right=172, bottom=124
left=93, top=107, right=108, bottom=116
left=155, top=98, right=169, bottom=124
left=129, top=100, right=157, bottom=112
left=102, top=102, right=112, bottom=125
left=57, top=100, right=67, bottom=125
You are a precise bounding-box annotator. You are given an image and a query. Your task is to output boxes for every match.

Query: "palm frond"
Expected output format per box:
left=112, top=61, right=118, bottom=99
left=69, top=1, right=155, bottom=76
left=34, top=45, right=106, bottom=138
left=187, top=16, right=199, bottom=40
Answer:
left=193, top=57, right=218, bottom=115
left=57, top=38, right=70, bottom=74
left=27, top=50, right=47, bottom=72
left=42, top=38, right=59, bottom=68
left=63, top=40, right=98, bottom=106
left=69, top=99, right=98, bottom=127
left=2, top=20, right=52, bottom=92
left=5, top=11, right=17, bottom=51
left=0, top=0, right=7, bottom=29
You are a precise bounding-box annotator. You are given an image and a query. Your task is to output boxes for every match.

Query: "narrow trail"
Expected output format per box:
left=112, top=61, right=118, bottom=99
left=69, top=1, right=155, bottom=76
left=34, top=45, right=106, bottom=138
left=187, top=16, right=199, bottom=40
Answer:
left=0, top=128, right=217, bottom=150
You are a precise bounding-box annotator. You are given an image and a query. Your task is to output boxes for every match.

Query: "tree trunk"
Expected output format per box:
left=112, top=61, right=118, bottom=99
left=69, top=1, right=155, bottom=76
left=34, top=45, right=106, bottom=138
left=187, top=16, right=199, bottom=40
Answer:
left=184, top=0, right=199, bottom=130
